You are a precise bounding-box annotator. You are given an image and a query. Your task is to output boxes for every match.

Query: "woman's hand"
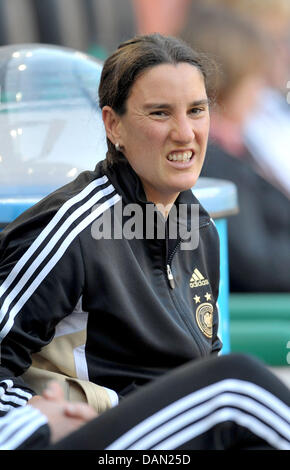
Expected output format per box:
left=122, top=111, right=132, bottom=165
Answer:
left=28, top=381, right=97, bottom=443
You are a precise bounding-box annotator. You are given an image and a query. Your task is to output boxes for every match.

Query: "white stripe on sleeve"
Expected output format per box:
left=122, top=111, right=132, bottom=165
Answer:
left=0, top=193, right=121, bottom=342
left=0, top=181, right=114, bottom=325
left=0, top=405, right=48, bottom=450
left=0, top=176, right=108, bottom=301
left=0, top=380, right=32, bottom=412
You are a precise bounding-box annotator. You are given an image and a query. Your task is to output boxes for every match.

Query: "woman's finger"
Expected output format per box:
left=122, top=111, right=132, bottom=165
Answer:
left=63, top=402, right=97, bottom=421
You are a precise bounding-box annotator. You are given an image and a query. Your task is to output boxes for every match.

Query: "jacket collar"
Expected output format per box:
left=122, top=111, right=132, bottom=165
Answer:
left=96, top=159, right=210, bottom=229
left=99, top=159, right=147, bottom=206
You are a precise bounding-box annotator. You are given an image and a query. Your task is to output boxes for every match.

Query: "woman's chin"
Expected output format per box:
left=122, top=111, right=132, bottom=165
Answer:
left=172, top=175, right=200, bottom=193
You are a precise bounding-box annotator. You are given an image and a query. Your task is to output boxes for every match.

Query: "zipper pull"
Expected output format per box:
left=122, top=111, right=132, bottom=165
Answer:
left=167, top=264, right=176, bottom=289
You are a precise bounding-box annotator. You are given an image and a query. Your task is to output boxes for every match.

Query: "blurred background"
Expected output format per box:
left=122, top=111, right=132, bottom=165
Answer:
left=0, top=0, right=289, bottom=379
left=0, top=0, right=190, bottom=57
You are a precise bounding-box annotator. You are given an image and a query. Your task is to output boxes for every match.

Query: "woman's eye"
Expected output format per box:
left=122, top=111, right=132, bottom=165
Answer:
left=190, top=107, right=204, bottom=115
left=150, top=110, right=167, bottom=117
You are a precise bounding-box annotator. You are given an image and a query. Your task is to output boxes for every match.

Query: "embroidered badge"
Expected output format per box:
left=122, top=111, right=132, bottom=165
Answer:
left=195, top=302, right=213, bottom=338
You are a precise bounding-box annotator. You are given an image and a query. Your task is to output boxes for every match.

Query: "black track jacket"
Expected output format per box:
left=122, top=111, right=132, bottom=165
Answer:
left=0, top=159, right=222, bottom=413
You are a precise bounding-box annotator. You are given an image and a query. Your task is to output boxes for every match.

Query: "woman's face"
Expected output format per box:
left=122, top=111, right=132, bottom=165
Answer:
left=112, top=62, right=210, bottom=207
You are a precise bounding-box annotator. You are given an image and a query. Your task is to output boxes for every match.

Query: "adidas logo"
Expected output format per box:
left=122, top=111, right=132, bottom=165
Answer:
left=190, top=268, right=209, bottom=288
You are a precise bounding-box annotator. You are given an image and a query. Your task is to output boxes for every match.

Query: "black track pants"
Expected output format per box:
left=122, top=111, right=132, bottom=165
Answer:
left=51, top=353, right=290, bottom=450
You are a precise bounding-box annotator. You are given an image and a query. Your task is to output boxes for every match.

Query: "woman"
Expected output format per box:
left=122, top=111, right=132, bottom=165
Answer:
left=0, top=34, right=221, bottom=412
left=0, top=34, right=289, bottom=450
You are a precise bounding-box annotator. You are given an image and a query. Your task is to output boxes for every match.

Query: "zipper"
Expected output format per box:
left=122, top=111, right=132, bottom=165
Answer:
left=166, top=264, right=175, bottom=289
left=164, top=219, right=212, bottom=355
left=165, top=220, right=177, bottom=289
left=166, top=237, right=181, bottom=289
left=165, top=218, right=210, bottom=289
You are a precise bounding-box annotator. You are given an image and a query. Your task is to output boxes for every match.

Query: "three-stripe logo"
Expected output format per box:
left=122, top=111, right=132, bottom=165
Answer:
left=189, top=268, right=209, bottom=288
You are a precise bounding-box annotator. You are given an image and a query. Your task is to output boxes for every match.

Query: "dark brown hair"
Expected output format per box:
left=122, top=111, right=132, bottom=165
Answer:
left=98, top=33, right=217, bottom=165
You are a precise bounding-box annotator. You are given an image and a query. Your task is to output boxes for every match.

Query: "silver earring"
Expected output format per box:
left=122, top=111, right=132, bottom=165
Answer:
left=115, top=142, right=121, bottom=151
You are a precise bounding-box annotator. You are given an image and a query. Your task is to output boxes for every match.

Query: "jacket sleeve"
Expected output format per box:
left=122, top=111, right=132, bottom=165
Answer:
left=0, top=201, right=85, bottom=413
left=0, top=405, right=50, bottom=450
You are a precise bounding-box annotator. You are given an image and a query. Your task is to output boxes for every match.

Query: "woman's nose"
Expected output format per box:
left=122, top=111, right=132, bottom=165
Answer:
left=170, top=116, right=195, bottom=143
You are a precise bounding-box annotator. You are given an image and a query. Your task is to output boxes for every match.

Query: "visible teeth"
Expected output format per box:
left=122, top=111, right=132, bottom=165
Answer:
left=167, top=151, right=192, bottom=162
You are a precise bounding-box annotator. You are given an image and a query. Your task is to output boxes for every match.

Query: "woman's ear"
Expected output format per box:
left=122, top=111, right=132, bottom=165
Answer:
left=102, top=106, right=123, bottom=147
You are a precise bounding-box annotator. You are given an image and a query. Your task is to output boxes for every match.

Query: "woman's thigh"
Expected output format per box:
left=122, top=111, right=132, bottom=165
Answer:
left=50, top=353, right=290, bottom=450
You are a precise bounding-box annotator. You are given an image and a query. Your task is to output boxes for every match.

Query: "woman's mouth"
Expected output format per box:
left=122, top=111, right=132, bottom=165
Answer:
left=167, top=150, right=193, bottom=162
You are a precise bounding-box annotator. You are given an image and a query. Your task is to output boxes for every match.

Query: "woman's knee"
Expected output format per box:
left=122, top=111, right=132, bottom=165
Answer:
left=215, top=352, right=267, bottom=377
